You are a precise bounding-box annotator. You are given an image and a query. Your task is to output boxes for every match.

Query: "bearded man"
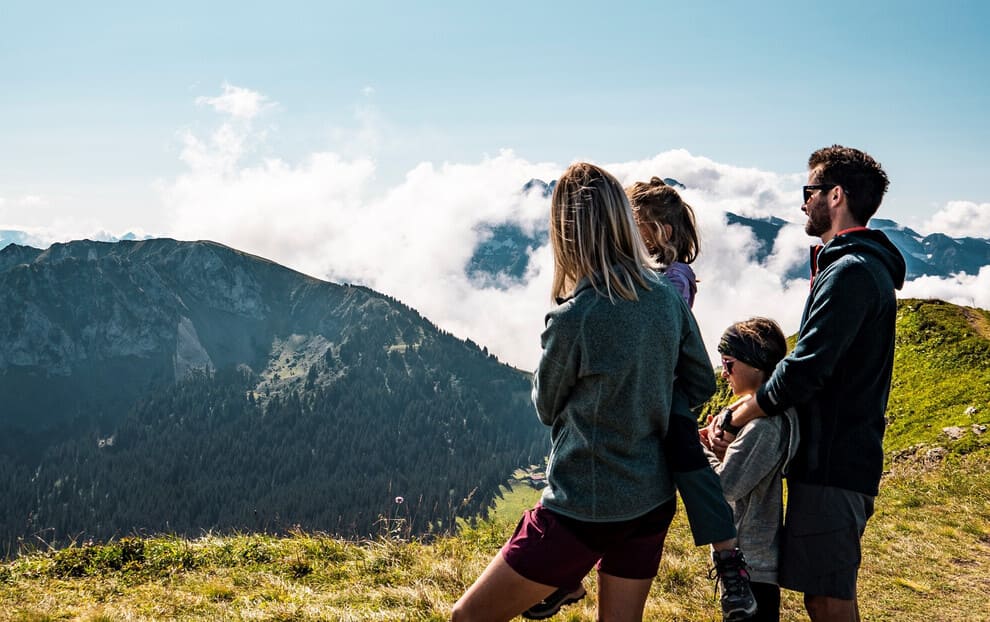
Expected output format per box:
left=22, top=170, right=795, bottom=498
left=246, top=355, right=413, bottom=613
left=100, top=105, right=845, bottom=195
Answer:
left=710, top=145, right=906, bottom=622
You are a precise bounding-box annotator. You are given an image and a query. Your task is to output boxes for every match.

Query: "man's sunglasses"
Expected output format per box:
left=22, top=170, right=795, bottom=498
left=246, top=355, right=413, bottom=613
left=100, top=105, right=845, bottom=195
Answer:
left=721, top=359, right=735, bottom=375
left=802, top=184, right=838, bottom=204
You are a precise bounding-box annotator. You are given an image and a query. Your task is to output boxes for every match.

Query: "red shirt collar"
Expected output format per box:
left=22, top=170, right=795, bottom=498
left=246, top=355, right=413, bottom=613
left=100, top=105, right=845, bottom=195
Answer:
left=834, top=226, right=870, bottom=237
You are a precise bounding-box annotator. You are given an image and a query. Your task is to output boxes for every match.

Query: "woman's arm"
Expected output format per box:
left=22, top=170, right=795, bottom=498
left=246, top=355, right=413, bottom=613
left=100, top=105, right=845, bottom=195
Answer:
left=675, top=310, right=717, bottom=410
left=532, top=307, right=582, bottom=426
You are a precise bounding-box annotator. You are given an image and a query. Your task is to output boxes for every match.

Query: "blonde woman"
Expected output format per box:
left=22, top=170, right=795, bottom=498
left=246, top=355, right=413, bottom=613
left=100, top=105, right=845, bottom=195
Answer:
left=451, top=163, right=716, bottom=622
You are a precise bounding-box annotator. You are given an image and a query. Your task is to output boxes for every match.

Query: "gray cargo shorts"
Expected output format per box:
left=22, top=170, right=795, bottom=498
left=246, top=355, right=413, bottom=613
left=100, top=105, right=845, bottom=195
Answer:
left=778, top=481, right=875, bottom=600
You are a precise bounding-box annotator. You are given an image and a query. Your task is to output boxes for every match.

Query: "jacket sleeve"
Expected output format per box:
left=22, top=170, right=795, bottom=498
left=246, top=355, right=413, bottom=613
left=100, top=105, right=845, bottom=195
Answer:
left=532, top=307, right=581, bottom=426
left=710, top=420, right=784, bottom=503
left=702, top=445, right=722, bottom=471
left=676, top=307, right=717, bottom=410
left=664, top=266, right=694, bottom=307
left=757, top=261, right=873, bottom=416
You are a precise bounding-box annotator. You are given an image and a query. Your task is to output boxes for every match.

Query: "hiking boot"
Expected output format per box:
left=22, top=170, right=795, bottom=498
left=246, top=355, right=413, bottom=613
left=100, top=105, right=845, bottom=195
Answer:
left=522, top=585, right=587, bottom=620
left=710, top=548, right=757, bottom=621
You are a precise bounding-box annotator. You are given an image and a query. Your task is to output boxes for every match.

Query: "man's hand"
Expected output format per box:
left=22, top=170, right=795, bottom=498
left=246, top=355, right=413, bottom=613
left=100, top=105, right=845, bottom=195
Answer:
left=705, top=394, right=769, bottom=458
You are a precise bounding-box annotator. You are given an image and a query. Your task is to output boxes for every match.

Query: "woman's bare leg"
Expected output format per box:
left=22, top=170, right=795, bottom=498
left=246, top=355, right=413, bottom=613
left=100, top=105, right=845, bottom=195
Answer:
left=450, top=553, right=556, bottom=622
left=596, top=571, right=653, bottom=622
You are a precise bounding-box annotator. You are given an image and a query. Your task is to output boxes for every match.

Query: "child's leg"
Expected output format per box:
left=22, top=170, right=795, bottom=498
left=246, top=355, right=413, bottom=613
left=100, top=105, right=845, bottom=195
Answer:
left=748, top=582, right=781, bottom=622
left=664, top=392, right=736, bottom=547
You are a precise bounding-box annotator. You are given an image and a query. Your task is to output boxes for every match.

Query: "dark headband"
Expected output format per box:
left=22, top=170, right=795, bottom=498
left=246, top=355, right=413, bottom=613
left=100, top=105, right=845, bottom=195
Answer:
left=718, top=325, right=777, bottom=374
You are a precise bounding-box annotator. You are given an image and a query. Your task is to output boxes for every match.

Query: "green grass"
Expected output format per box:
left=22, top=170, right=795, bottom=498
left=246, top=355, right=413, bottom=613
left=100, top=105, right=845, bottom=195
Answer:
left=706, top=299, right=990, bottom=455
left=885, top=300, right=990, bottom=455
left=2, top=455, right=989, bottom=621
left=3, top=299, right=989, bottom=620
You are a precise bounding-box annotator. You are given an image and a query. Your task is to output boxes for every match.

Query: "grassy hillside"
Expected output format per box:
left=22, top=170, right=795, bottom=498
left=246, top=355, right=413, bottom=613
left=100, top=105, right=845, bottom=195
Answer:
left=703, top=299, right=990, bottom=455
left=885, top=299, right=990, bottom=454
left=2, top=455, right=988, bottom=621
left=2, top=299, right=989, bottom=621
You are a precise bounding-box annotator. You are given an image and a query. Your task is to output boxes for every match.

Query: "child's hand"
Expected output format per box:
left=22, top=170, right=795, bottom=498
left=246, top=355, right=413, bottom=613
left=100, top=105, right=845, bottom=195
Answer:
left=710, top=429, right=732, bottom=460
left=699, top=415, right=713, bottom=449
left=706, top=412, right=732, bottom=460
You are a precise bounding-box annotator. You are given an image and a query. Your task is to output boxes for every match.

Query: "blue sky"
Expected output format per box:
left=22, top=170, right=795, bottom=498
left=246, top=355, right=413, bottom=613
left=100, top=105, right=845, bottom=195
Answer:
left=2, top=1, right=990, bottom=367
left=2, top=0, right=988, bottom=233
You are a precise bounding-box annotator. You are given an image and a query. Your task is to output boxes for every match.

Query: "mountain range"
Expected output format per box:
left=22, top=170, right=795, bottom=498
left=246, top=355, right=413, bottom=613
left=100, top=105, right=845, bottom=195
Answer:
left=0, top=239, right=547, bottom=550
left=3, top=177, right=988, bottom=551
left=467, top=178, right=990, bottom=287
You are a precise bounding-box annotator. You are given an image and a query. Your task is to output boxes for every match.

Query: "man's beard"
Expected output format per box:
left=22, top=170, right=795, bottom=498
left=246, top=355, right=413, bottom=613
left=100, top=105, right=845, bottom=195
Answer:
left=804, top=198, right=832, bottom=237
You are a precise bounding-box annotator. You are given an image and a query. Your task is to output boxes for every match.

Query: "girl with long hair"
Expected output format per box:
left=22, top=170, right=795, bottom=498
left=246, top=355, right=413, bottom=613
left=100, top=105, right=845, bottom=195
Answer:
left=628, top=177, right=758, bottom=621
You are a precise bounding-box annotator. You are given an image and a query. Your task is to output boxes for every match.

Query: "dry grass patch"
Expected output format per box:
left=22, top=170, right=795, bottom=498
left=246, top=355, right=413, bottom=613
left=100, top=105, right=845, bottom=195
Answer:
left=2, top=454, right=988, bottom=621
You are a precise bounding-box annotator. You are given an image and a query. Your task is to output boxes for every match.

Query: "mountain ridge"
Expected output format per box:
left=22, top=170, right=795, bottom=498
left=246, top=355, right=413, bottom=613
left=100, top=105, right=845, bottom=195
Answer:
left=465, top=179, right=990, bottom=286
left=0, top=238, right=547, bottom=547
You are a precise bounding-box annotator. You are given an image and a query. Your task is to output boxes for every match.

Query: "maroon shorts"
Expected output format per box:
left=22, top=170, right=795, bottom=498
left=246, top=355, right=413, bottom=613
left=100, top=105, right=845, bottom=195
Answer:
left=500, top=499, right=676, bottom=588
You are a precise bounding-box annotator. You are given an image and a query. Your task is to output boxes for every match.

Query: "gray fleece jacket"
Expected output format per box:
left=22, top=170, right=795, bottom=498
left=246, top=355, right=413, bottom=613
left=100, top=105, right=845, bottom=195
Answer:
left=534, top=272, right=715, bottom=522
left=705, top=408, right=799, bottom=584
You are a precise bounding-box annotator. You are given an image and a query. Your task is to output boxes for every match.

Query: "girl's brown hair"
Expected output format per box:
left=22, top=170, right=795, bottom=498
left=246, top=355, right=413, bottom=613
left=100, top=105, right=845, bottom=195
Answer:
left=626, top=176, right=700, bottom=265
left=720, top=317, right=788, bottom=380
left=550, top=163, right=658, bottom=302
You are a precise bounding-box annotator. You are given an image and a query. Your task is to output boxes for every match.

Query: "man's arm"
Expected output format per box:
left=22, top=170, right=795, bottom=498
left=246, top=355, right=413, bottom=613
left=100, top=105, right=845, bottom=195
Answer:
left=712, top=261, right=875, bottom=448
left=758, top=262, right=873, bottom=415
left=707, top=395, right=764, bottom=456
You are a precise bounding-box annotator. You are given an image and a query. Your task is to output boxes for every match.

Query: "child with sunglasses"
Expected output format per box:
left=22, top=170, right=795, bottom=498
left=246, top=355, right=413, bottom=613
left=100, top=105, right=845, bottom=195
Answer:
left=702, top=318, right=799, bottom=622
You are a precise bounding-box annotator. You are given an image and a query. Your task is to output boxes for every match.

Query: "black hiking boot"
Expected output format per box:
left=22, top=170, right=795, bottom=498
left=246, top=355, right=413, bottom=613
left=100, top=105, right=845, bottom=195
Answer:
left=522, top=585, right=587, bottom=620
left=710, top=548, right=757, bottom=621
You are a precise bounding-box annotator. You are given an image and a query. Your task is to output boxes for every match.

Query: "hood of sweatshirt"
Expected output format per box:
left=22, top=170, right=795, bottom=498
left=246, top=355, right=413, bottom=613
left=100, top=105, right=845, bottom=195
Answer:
left=812, top=227, right=907, bottom=290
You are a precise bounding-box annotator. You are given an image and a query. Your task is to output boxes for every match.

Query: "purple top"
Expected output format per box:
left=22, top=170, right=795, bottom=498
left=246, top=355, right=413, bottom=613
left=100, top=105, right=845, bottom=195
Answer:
left=664, top=262, right=697, bottom=308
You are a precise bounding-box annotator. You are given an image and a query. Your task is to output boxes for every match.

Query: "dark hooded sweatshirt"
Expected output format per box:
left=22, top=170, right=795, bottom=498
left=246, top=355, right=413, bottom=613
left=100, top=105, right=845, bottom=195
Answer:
left=755, top=228, right=906, bottom=497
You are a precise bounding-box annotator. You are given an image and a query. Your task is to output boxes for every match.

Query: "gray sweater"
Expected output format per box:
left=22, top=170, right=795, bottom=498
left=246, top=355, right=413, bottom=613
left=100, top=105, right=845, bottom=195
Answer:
left=705, top=408, right=799, bottom=584
left=534, top=272, right=715, bottom=521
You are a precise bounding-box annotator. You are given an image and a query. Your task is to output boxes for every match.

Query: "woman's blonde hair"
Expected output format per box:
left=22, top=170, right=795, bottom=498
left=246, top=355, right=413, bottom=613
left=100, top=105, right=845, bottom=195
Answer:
left=550, top=162, right=658, bottom=302
left=626, top=177, right=699, bottom=266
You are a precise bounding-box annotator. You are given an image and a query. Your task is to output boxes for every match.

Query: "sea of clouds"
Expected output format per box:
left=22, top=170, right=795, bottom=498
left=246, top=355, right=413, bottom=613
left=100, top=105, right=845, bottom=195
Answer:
left=4, top=84, right=990, bottom=370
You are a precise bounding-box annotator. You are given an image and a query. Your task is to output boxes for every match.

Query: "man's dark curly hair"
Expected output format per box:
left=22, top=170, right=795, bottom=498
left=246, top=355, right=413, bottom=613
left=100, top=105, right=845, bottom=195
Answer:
left=809, top=145, right=890, bottom=225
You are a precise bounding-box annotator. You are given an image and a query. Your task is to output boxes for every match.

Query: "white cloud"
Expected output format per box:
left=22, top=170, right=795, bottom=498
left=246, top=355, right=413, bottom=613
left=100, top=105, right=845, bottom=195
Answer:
left=195, top=83, right=273, bottom=120
left=19, top=195, right=46, bottom=208
left=766, top=223, right=813, bottom=277
left=921, top=201, right=990, bottom=239
left=607, top=150, right=807, bottom=221
left=135, top=87, right=990, bottom=369
left=159, top=103, right=824, bottom=367
left=900, top=267, right=990, bottom=310
left=6, top=83, right=988, bottom=369
left=0, top=224, right=63, bottom=248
